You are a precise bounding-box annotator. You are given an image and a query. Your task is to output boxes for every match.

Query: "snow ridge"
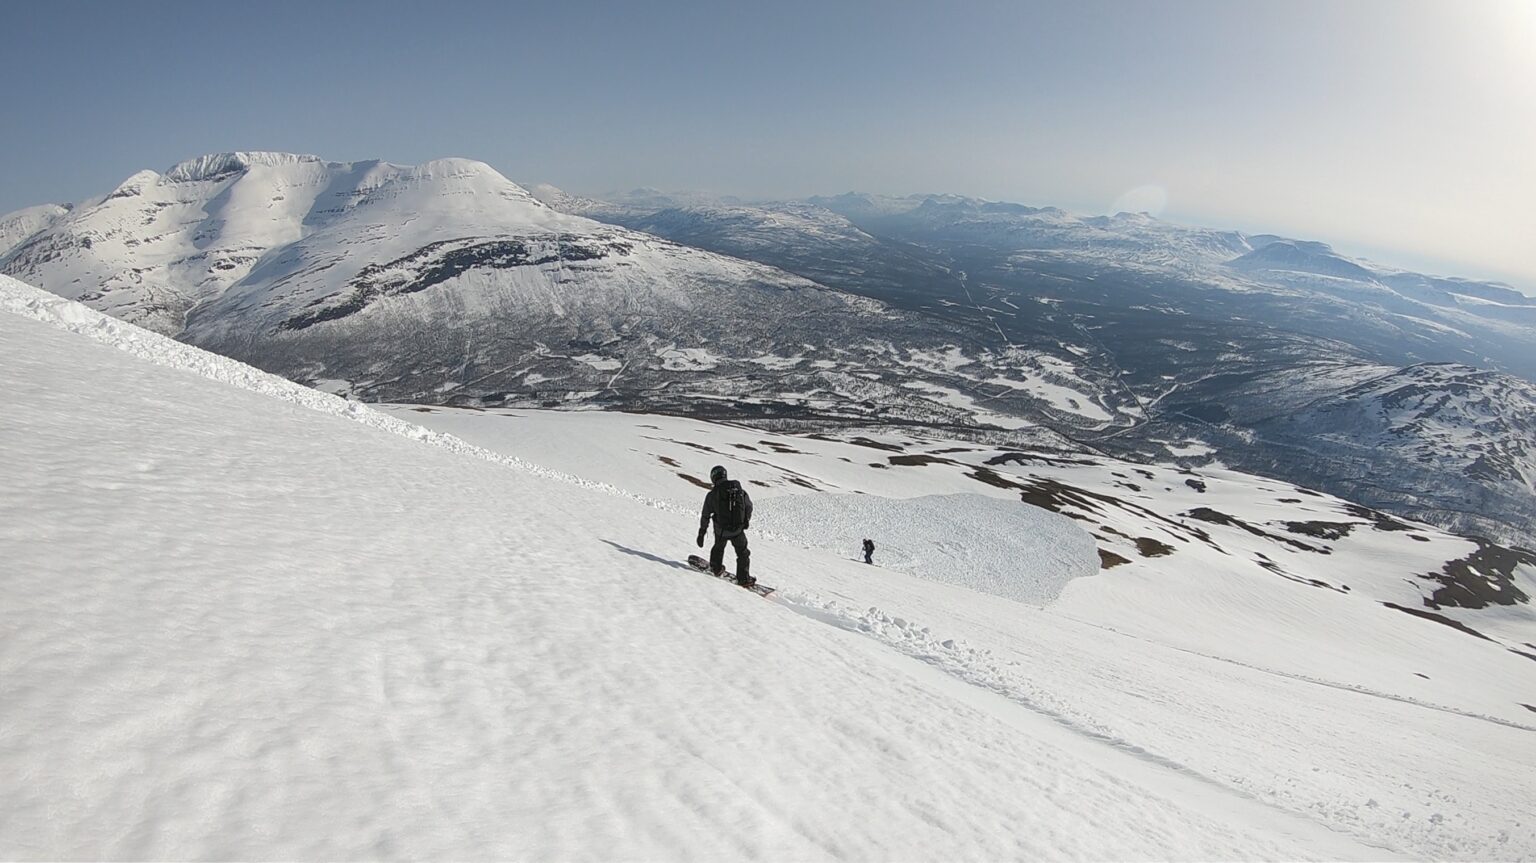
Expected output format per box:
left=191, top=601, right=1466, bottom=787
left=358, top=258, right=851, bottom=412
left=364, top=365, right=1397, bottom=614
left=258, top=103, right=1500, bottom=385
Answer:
left=164, top=151, right=325, bottom=182
left=0, top=203, right=70, bottom=259
left=0, top=276, right=677, bottom=515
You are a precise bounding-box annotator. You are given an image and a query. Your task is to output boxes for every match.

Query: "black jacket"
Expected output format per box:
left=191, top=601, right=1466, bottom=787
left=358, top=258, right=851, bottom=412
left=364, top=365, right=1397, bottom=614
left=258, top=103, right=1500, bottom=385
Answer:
left=699, top=480, right=753, bottom=536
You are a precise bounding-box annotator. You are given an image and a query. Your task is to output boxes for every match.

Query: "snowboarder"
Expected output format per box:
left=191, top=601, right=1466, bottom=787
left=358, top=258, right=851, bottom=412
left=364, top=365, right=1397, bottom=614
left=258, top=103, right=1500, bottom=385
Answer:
left=697, top=465, right=754, bottom=587
left=863, top=538, right=875, bottom=565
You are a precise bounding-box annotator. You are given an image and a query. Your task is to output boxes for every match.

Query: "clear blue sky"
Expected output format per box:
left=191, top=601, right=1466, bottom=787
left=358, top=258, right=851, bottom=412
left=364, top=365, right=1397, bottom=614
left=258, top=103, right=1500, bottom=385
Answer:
left=4, top=0, right=1532, bottom=287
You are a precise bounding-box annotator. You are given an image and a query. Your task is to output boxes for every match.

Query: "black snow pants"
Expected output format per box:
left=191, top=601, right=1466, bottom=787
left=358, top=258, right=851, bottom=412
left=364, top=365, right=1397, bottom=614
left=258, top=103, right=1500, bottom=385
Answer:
left=709, top=529, right=750, bottom=580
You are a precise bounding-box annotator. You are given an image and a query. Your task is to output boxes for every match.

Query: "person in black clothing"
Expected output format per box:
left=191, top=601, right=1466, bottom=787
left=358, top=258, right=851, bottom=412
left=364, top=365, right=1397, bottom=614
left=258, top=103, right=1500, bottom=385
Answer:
left=697, top=464, right=754, bottom=586
left=863, top=538, right=875, bottom=565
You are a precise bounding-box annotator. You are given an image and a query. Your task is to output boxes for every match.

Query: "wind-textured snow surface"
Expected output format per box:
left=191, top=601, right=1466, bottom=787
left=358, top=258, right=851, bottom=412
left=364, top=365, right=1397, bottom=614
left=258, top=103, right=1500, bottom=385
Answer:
left=3, top=275, right=1531, bottom=860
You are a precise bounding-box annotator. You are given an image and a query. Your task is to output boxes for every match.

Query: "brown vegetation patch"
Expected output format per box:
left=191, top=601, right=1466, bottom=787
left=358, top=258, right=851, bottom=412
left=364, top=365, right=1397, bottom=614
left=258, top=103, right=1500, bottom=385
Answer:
left=646, top=436, right=721, bottom=455
left=1283, top=520, right=1355, bottom=540
left=759, top=440, right=804, bottom=454
left=1099, top=549, right=1132, bottom=569
left=847, top=436, right=905, bottom=452
left=1383, top=602, right=1494, bottom=642
left=985, top=452, right=1099, bottom=468
left=1253, top=552, right=1347, bottom=592
left=1135, top=537, right=1175, bottom=557
left=1343, top=503, right=1414, bottom=531
left=966, top=467, right=1025, bottom=490
left=1420, top=541, right=1536, bottom=609
left=1003, top=476, right=1226, bottom=551
left=1185, top=507, right=1328, bottom=553
left=889, top=454, right=956, bottom=467
left=677, top=472, right=711, bottom=489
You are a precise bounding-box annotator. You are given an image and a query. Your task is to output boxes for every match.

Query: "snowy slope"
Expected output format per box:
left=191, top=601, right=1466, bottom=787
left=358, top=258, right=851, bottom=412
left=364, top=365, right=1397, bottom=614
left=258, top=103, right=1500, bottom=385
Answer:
left=8, top=277, right=1535, bottom=859
left=385, top=406, right=1536, bottom=858
left=17, top=268, right=1508, bottom=857
left=0, top=279, right=1433, bottom=860
left=385, top=405, right=1536, bottom=691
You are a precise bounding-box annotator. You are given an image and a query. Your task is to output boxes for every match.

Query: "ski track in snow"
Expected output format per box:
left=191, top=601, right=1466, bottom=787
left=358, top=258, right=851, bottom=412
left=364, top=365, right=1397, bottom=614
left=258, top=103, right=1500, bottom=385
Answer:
left=769, top=589, right=1404, bottom=859
left=777, top=587, right=1175, bottom=749
left=1052, top=611, right=1536, bottom=734
left=776, top=582, right=1533, bottom=801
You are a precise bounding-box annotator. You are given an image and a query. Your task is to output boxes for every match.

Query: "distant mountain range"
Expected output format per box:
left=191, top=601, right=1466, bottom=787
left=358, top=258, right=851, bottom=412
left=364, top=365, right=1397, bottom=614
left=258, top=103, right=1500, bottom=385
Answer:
left=4, top=152, right=1533, bottom=547
left=532, top=184, right=1536, bottom=547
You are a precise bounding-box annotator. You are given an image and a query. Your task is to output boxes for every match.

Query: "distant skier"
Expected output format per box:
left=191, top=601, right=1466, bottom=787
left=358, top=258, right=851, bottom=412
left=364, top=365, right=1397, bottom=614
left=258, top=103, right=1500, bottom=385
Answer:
left=863, top=538, right=875, bottom=565
left=697, top=465, right=754, bottom=587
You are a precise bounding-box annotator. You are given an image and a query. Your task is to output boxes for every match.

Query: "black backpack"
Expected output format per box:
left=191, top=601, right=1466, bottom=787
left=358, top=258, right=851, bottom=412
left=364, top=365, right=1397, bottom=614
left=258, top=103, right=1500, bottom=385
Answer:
left=716, top=480, right=749, bottom=532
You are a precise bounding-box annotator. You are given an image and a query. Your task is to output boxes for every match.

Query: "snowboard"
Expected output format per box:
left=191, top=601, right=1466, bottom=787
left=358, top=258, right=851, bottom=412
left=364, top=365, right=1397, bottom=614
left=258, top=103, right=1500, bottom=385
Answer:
left=687, top=554, right=775, bottom=597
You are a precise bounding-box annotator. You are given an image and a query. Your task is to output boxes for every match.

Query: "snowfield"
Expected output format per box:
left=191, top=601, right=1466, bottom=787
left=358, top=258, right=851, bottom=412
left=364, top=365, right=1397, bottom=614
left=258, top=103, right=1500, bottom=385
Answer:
left=3, top=274, right=1534, bottom=860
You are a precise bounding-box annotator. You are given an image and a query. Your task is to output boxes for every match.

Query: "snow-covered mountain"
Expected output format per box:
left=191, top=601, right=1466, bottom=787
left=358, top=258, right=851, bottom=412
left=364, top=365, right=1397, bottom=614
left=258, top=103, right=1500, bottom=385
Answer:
left=1242, top=363, right=1536, bottom=546
left=0, top=202, right=70, bottom=259
left=4, top=274, right=1533, bottom=859
left=538, top=186, right=1536, bottom=547
left=1227, top=238, right=1379, bottom=281
left=2, top=152, right=350, bottom=334
left=0, top=155, right=1137, bottom=438
left=0, top=151, right=853, bottom=348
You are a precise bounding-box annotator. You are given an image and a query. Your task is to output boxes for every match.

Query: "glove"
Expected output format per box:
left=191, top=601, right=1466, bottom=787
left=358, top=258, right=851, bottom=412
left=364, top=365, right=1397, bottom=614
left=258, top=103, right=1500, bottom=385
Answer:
left=696, top=531, right=706, bottom=548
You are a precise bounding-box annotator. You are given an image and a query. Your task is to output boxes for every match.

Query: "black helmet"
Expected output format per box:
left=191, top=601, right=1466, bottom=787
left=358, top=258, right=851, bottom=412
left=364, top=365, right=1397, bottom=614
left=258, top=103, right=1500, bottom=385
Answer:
left=710, top=465, right=728, bottom=485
